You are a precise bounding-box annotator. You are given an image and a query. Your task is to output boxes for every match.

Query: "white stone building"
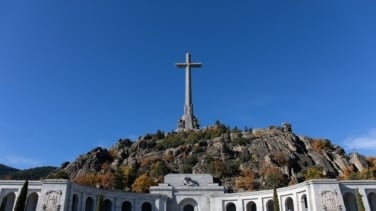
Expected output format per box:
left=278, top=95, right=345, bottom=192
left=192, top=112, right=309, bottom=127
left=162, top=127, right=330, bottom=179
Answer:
left=1, top=174, right=376, bottom=211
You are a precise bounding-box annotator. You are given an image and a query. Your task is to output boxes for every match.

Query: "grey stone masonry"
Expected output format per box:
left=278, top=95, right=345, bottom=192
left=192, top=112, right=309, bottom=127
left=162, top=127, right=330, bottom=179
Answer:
left=150, top=174, right=224, bottom=211
left=175, top=53, right=201, bottom=131
left=2, top=176, right=376, bottom=211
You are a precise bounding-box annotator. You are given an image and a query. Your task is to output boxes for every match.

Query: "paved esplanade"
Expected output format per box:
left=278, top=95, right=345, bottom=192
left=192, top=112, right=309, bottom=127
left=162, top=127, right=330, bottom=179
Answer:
left=175, top=52, right=201, bottom=131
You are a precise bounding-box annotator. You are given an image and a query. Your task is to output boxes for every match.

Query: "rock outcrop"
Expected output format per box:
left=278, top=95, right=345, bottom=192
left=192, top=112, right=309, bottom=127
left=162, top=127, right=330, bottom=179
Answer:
left=49, top=122, right=369, bottom=192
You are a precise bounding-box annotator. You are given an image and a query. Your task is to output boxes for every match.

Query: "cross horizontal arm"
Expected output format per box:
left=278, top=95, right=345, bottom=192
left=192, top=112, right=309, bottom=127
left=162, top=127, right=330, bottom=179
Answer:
left=189, top=63, right=202, bottom=67
left=175, top=63, right=202, bottom=68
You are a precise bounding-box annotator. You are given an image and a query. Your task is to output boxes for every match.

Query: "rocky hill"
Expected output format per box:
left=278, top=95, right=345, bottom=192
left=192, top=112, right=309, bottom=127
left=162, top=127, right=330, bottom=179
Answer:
left=49, top=122, right=372, bottom=192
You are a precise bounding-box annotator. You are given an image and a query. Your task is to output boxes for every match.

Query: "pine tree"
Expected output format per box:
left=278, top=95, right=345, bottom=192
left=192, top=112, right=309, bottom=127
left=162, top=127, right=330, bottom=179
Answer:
left=356, top=189, right=365, bottom=211
left=113, top=168, right=125, bottom=190
left=14, top=180, right=28, bottom=211
left=0, top=200, right=5, bottom=211
left=96, top=194, right=104, bottom=211
left=273, top=186, right=280, bottom=211
left=124, top=166, right=137, bottom=189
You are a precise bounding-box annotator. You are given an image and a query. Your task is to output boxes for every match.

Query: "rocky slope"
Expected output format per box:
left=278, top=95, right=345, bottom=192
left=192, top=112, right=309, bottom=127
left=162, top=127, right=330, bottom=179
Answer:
left=49, top=122, right=369, bottom=192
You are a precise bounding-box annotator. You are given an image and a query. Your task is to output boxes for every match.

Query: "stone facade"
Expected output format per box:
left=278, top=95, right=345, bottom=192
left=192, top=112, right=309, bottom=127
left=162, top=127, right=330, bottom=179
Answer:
left=150, top=174, right=224, bottom=211
left=1, top=174, right=376, bottom=211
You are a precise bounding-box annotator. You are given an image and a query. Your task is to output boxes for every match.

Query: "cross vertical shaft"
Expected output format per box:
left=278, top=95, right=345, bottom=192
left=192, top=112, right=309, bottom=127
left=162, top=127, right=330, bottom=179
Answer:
left=175, top=52, right=202, bottom=131
left=185, top=53, right=192, bottom=109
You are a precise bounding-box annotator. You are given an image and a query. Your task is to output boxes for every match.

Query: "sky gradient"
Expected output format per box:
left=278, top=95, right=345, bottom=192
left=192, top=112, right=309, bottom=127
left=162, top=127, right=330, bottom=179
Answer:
left=1, top=0, right=376, bottom=169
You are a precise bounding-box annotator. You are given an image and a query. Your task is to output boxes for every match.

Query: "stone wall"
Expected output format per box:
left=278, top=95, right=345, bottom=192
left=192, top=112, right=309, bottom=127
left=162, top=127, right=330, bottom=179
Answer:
left=1, top=175, right=376, bottom=211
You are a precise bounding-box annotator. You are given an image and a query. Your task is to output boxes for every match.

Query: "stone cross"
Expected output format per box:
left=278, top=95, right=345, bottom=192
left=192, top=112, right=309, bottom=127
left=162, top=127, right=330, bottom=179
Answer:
left=175, top=52, right=202, bottom=131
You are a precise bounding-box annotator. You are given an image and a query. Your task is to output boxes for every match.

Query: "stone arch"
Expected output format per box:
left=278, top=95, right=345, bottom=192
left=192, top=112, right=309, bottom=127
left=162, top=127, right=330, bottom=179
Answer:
left=285, top=197, right=294, bottom=211
left=225, top=202, right=236, bottom=211
left=25, top=192, right=39, bottom=211
left=343, top=192, right=357, bottom=211
left=0, top=192, right=16, bottom=211
left=300, top=194, right=308, bottom=211
left=141, top=202, right=152, bottom=211
left=266, top=200, right=273, bottom=211
left=183, top=204, right=194, bottom=211
left=103, top=199, right=112, bottom=211
left=368, top=192, right=376, bottom=211
left=246, top=201, right=257, bottom=211
left=85, top=197, right=94, bottom=211
left=122, top=201, right=132, bottom=211
left=179, top=198, right=198, bottom=211
left=71, top=194, right=79, bottom=211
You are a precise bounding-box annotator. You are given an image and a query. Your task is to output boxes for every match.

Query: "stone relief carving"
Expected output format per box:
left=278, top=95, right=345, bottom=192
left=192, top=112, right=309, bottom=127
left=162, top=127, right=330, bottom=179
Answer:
left=177, top=116, right=200, bottom=130
left=321, top=190, right=341, bottom=211
left=184, top=177, right=199, bottom=186
left=178, top=118, right=185, bottom=129
left=192, top=116, right=200, bottom=129
left=43, top=190, right=62, bottom=211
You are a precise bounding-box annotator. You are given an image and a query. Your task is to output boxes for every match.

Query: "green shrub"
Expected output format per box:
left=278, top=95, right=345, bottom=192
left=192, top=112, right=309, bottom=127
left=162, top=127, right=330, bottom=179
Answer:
left=185, top=155, right=199, bottom=166
left=179, top=164, right=193, bottom=173
left=156, top=135, right=184, bottom=149
left=150, top=161, right=170, bottom=177
left=222, top=161, right=240, bottom=177
left=303, top=166, right=324, bottom=180
left=233, top=137, right=249, bottom=145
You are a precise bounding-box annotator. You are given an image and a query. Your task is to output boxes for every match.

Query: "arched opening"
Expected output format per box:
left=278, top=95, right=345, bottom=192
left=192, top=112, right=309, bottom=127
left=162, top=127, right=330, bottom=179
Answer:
left=266, top=200, right=273, bottom=211
left=368, top=192, right=376, bottom=211
left=226, top=202, right=236, bottom=211
left=122, top=201, right=132, bottom=211
left=179, top=198, right=198, bottom=211
left=183, top=204, right=194, bottom=211
left=285, top=197, right=294, bottom=211
left=85, top=197, right=94, bottom=211
left=71, top=194, right=79, bottom=211
left=344, top=192, right=357, bottom=211
left=246, top=201, right=257, bottom=211
left=25, top=192, right=38, bottom=211
left=0, top=192, right=16, bottom=211
left=300, top=194, right=308, bottom=211
left=141, top=202, right=152, bottom=211
left=103, top=199, right=112, bottom=211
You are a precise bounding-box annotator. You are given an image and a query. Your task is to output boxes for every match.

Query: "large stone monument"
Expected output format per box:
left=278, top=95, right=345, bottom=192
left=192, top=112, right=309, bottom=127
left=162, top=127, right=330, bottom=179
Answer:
left=175, top=52, right=201, bottom=131
left=150, top=174, right=224, bottom=211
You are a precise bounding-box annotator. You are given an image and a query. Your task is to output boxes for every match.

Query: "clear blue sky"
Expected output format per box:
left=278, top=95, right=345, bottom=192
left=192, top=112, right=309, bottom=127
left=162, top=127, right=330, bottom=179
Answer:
left=1, top=0, right=375, bottom=169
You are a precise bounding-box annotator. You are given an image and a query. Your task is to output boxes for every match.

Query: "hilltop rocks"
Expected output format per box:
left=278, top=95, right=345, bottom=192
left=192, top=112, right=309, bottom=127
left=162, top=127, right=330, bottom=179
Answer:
left=281, top=122, right=292, bottom=133
left=56, top=147, right=113, bottom=178
left=350, top=153, right=368, bottom=171
left=51, top=122, right=370, bottom=192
